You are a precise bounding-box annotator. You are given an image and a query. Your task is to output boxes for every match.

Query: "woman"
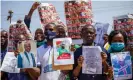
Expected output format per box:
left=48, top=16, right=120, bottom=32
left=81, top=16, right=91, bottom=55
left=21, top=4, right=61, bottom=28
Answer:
left=108, top=30, right=132, bottom=80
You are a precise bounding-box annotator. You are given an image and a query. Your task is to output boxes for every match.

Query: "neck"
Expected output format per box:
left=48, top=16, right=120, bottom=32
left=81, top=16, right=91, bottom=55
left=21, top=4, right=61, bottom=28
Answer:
left=82, top=42, right=93, bottom=46
left=1, top=46, right=7, bottom=52
left=47, top=41, right=53, bottom=46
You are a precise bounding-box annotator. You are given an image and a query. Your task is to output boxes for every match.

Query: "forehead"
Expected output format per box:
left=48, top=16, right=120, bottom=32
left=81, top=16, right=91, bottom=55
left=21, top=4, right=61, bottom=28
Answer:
left=24, top=42, right=31, bottom=46
left=113, top=33, right=123, bottom=39
left=36, top=29, right=43, bottom=33
left=1, top=31, right=8, bottom=36
left=57, top=27, right=65, bottom=31
left=82, top=26, right=95, bottom=32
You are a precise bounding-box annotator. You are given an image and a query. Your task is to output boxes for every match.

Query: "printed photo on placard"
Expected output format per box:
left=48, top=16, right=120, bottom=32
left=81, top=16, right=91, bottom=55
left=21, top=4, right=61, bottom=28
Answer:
left=8, top=22, right=32, bottom=52
left=0, top=52, right=20, bottom=73
left=82, top=46, right=102, bottom=74
left=53, top=38, right=74, bottom=66
left=111, top=52, right=132, bottom=80
left=17, top=40, right=37, bottom=68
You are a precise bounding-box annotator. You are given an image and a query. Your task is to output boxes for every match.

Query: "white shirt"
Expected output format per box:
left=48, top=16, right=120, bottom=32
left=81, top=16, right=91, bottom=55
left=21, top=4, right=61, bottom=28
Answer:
left=37, top=44, right=60, bottom=80
left=19, top=52, right=34, bottom=68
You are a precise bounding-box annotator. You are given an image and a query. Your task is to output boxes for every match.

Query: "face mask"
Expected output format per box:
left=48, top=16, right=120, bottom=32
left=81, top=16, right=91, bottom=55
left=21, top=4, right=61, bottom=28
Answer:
left=45, top=30, right=56, bottom=41
left=111, top=42, right=125, bottom=52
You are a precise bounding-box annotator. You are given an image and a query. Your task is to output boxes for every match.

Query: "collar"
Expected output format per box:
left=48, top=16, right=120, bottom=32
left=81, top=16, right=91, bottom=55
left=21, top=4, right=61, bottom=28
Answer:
left=82, top=42, right=96, bottom=46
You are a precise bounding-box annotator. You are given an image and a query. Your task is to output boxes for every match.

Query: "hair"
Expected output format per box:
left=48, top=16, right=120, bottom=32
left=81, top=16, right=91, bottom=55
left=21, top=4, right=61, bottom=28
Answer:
left=104, top=34, right=108, bottom=37
left=81, top=24, right=96, bottom=33
left=1, top=30, right=8, bottom=34
left=55, top=25, right=67, bottom=31
left=45, top=23, right=56, bottom=29
left=34, top=28, right=44, bottom=40
left=108, top=30, right=127, bottom=46
left=17, top=19, right=22, bottom=23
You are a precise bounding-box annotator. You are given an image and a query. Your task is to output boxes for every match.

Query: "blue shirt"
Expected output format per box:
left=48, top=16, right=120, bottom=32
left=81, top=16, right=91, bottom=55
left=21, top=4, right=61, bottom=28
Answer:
left=69, top=45, right=108, bottom=80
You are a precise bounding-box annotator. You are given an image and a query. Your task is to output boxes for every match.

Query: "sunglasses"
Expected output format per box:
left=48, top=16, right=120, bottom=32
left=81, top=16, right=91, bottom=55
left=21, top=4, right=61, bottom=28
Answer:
left=45, top=28, right=54, bottom=31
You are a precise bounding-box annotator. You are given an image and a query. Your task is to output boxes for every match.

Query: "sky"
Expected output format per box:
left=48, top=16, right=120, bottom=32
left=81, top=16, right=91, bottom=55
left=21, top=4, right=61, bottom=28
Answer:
left=1, top=0, right=133, bottom=35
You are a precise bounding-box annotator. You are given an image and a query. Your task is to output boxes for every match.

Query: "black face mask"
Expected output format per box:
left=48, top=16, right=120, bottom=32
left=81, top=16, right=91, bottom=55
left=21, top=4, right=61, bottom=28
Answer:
left=45, top=30, right=56, bottom=41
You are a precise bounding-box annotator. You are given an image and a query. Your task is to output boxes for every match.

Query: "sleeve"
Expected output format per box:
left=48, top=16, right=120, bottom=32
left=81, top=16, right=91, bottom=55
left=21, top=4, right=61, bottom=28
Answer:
left=17, top=54, right=23, bottom=68
left=37, top=48, right=41, bottom=67
left=69, top=48, right=81, bottom=80
left=101, top=46, right=111, bottom=66
left=24, top=15, right=31, bottom=30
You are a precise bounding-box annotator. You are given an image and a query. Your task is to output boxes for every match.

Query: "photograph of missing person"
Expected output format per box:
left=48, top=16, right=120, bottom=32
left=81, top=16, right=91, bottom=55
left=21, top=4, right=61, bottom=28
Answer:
left=17, top=40, right=37, bottom=68
left=53, top=38, right=74, bottom=66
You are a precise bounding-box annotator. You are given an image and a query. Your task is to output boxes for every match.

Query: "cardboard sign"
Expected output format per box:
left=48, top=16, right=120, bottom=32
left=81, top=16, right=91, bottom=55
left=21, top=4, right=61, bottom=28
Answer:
left=111, top=52, right=132, bottom=80
left=82, top=46, right=102, bottom=74
left=64, top=0, right=93, bottom=39
left=8, top=22, right=32, bottom=52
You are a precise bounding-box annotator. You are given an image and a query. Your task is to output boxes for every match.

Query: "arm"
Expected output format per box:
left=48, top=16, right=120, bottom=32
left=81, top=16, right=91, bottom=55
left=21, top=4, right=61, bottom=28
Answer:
left=24, top=2, right=40, bottom=29
left=73, top=55, right=84, bottom=77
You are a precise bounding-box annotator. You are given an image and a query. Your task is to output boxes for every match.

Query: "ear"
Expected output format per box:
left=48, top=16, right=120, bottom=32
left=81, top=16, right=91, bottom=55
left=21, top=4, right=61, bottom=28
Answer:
left=80, top=32, right=83, bottom=38
left=94, top=34, right=97, bottom=39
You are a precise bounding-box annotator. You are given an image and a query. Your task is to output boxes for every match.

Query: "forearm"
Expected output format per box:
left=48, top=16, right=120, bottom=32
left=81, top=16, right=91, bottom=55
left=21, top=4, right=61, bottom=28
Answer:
left=73, top=65, right=81, bottom=77
left=103, top=61, right=109, bottom=73
left=27, top=8, right=35, bottom=19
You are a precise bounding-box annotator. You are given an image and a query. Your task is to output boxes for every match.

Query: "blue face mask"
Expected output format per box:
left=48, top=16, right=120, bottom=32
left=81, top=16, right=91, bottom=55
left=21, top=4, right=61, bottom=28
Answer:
left=45, top=30, right=56, bottom=41
left=111, top=42, right=125, bottom=52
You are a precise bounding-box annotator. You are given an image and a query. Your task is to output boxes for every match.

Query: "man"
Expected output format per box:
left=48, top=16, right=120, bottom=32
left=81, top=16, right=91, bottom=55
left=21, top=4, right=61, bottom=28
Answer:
left=0, top=30, right=30, bottom=80
left=1, top=30, right=8, bottom=64
left=17, top=41, right=36, bottom=68
left=37, top=23, right=71, bottom=80
left=70, top=24, right=112, bottom=80
left=1, top=2, right=40, bottom=80
left=103, top=34, right=110, bottom=50
left=57, top=43, right=69, bottom=56
left=34, top=28, right=45, bottom=48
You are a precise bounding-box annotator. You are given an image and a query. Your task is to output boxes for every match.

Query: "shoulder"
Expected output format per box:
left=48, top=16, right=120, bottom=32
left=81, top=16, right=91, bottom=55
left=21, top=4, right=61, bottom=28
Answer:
left=74, top=47, right=82, bottom=59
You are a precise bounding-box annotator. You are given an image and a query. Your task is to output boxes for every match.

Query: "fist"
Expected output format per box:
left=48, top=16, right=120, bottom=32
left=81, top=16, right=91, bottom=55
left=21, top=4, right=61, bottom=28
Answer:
left=32, top=2, right=40, bottom=10
left=101, top=52, right=107, bottom=64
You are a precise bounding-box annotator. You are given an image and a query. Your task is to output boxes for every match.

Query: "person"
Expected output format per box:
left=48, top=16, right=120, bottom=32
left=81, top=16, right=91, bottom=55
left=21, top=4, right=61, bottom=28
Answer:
left=103, top=34, right=110, bottom=50
left=1, top=30, right=8, bottom=80
left=0, top=30, right=30, bottom=80
left=69, top=24, right=113, bottom=80
left=37, top=23, right=71, bottom=80
left=1, top=30, right=8, bottom=64
left=37, top=23, right=60, bottom=80
left=108, top=30, right=132, bottom=80
left=57, top=43, right=69, bottom=56
left=34, top=28, right=45, bottom=48
left=1, top=2, right=40, bottom=80
left=17, top=41, right=36, bottom=68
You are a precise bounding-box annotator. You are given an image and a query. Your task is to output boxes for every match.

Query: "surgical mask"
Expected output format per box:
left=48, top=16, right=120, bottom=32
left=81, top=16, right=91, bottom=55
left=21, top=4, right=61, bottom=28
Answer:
left=111, top=42, right=125, bottom=52
left=45, top=30, right=56, bottom=41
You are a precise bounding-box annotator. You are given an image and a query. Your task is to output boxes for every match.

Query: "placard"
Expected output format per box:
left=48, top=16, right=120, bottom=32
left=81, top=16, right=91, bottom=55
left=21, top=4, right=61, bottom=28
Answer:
left=82, top=46, right=102, bottom=74
left=111, top=51, right=132, bottom=80
left=64, top=0, right=93, bottom=39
